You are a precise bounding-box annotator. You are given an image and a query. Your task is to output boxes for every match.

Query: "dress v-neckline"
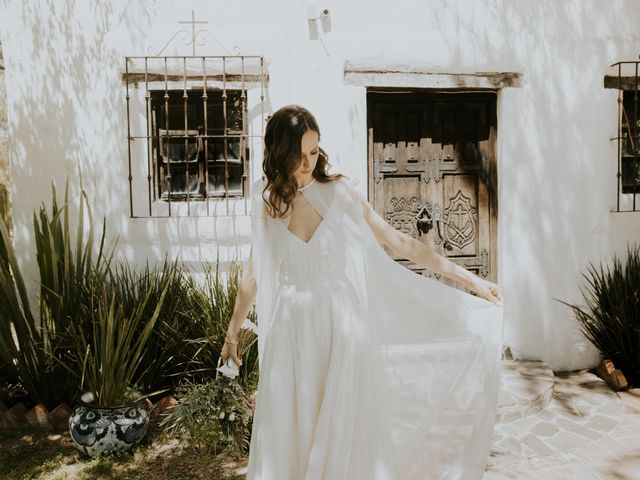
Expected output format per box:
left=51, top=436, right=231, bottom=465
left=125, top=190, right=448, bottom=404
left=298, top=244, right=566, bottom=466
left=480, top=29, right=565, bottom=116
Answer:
left=284, top=216, right=327, bottom=245
left=276, top=185, right=338, bottom=246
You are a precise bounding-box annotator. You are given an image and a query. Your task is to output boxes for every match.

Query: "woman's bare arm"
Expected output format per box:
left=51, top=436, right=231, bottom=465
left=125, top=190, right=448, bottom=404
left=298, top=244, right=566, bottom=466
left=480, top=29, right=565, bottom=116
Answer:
left=360, top=196, right=503, bottom=305
left=226, top=244, right=258, bottom=341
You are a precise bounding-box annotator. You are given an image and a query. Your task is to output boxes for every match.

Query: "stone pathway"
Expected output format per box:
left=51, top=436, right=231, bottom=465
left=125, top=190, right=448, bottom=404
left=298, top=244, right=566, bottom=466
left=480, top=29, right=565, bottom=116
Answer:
left=233, top=360, right=639, bottom=479
left=486, top=360, right=640, bottom=479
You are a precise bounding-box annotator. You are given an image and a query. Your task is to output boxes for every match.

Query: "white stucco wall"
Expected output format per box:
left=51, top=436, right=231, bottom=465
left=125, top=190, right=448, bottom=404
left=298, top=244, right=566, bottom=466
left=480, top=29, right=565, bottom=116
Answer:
left=1, top=0, right=639, bottom=371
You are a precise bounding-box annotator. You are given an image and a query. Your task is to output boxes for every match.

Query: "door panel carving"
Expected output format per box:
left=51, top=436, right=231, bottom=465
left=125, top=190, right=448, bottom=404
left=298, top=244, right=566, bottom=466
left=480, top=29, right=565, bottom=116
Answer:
left=367, top=91, right=498, bottom=293
left=384, top=177, right=421, bottom=239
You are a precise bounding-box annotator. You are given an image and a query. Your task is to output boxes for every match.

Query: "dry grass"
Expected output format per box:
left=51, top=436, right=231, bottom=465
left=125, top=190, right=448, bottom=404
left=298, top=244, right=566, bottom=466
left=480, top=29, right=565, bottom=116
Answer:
left=0, top=423, right=249, bottom=480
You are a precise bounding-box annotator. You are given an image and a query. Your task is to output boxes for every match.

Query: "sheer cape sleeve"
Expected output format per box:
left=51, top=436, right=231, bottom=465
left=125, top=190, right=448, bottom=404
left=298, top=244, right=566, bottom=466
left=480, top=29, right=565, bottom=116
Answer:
left=250, top=176, right=504, bottom=479
left=249, top=177, right=280, bottom=368
left=342, top=178, right=504, bottom=479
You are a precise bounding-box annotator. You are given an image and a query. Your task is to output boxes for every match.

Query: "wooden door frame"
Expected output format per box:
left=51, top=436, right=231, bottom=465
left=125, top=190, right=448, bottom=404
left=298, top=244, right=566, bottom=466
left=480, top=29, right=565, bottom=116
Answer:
left=365, top=87, right=500, bottom=286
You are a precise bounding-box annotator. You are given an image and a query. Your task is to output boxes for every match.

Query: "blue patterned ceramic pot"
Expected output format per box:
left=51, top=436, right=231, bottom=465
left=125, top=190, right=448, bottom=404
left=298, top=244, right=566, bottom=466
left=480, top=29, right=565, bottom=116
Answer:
left=68, top=398, right=150, bottom=455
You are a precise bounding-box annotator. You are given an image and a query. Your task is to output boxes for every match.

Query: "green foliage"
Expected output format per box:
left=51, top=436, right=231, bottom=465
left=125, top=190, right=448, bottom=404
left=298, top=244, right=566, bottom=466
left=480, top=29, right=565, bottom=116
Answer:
left=0, top=188, right=68, bottom=406
left=104, top=257, right=259, bottom=396
left=106, top=257, right=193, bottom=392
left=179, top=261, right=260, bottom=393
left=36, top=180, right=112, bottom=405
left=0, top=178, right=113, bottom=407
left=0, top=175, right=260, bottom=409
left=558, top=242, right=640, bottom=386
left=160, top=376, right=253, bottom=456
left=35, top=180, right=110, bottom=337
left=56, top=273, right=170, bottom=406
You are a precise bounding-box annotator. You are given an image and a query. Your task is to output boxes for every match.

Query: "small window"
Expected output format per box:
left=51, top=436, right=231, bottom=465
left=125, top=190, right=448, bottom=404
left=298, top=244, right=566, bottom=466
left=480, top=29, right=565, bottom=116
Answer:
left=620, top=90, right=640, bottom=195
left=606, top=61, right=640, bottom=212
left=124, top=55, right=267, bottom=217
left=150, top=89, right=248, bottom=201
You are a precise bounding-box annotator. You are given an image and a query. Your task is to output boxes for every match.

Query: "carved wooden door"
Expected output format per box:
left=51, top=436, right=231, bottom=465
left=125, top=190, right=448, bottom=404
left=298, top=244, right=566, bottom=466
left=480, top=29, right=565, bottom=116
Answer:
left=367, top=91, right=498, bottom=292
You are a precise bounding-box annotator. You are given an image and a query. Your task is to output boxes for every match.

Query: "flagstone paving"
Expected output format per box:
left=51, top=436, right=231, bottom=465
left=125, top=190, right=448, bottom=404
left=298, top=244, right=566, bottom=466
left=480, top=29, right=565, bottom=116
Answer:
left=485, top=360, right=640, bottom=479
left=233, top=360, right=639, bottom=479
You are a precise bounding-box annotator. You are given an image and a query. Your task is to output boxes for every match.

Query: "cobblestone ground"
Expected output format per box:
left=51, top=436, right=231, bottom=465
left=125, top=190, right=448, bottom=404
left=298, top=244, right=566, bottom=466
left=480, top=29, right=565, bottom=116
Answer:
left=486, top=361, right=640, bottom=479
left=232, top=360, right=638, bottom=479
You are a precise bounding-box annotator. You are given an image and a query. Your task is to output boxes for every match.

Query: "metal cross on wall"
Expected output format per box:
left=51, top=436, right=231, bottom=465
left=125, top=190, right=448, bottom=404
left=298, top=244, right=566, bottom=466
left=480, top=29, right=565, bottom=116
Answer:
left=179, top=10, right=209, bottom=56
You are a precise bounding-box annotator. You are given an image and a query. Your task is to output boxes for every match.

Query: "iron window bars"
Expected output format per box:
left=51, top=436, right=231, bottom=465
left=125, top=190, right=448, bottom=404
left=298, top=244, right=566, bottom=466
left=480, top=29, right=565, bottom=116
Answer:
left=610, top=59, right=640, bottom=212
left=124, top=55, right=267, bottom=217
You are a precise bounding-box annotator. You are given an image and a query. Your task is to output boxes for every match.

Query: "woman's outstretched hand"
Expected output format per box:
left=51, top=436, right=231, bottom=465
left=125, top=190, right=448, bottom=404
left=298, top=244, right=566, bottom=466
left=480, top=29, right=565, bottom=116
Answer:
left=468, top=277, right=503, bottom=306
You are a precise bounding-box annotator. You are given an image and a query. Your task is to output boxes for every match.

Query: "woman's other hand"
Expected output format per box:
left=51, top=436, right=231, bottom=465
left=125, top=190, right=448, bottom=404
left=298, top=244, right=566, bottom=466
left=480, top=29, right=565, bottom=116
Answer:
left=468, top=277, right=503, bottom=306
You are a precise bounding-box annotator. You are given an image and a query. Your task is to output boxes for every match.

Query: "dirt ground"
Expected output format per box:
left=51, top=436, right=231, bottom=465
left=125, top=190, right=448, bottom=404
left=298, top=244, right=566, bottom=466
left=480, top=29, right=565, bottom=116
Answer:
left=0, top=423, right=250, bottom=480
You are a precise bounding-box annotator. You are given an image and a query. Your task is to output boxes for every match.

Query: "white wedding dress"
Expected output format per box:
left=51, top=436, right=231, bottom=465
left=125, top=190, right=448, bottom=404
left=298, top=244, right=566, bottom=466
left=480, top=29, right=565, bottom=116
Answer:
left=245, top=176, right=503, bottom=480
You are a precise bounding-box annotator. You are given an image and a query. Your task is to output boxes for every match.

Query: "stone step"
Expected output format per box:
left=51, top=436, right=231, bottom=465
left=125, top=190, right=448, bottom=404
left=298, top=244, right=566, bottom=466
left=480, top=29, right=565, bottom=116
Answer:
left=496, top=359, right=555, bottom=424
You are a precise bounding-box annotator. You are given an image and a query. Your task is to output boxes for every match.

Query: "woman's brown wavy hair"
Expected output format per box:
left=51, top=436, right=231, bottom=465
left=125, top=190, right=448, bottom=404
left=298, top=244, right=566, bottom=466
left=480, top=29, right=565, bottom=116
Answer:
left=262, top=105, right=344, bottom=218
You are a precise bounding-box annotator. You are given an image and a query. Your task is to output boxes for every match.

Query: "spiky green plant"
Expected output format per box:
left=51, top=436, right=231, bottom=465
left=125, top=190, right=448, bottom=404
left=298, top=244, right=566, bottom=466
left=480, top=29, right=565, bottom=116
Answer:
left=557, top=242, right=640, bottom=386
left=0, top=178, right=112, bottom=406
left=111, top=257, right=260, bottom=394
left=35, top=180, right=112, bottom=405
left=56, top=274, right=170, bottom=406
left=187, top=259, right=259, bottom=393
left=0, top=174, right=260, bottom=407
left=106, top=257, right=198, bottom=392
left=0, top=214, right=50, bottom=402
left=35, top=180, right=111, bottom=336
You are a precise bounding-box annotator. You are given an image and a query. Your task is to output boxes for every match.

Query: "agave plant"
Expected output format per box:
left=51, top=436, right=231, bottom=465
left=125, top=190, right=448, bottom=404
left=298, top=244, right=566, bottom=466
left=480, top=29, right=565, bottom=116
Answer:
left=36, top=180, right=113, bottom=405
left=0, top=214, right=51, bottom=402
left=35, top=180, right=111, bottom=337
left=0, top=182, right=71, bottom=405
left=125, top=258, right=261, bottom=393
left=0, top=178, right=113, bottom=407
left=0, top=173, right=261, bottom=407
left=557, top=242, right=640, bottom=386
left=187, top=259, right=260, bottom=393
left=106, top=257, right=198, bottom=392
left=57, top=273, right=170, bottom=406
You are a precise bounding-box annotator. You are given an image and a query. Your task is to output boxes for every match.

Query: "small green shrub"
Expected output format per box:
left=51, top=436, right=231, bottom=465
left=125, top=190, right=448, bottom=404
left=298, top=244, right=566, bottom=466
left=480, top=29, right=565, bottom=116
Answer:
left=558, top=242, right=640, bottom=386
left=160, top=376, right=253, bottom=456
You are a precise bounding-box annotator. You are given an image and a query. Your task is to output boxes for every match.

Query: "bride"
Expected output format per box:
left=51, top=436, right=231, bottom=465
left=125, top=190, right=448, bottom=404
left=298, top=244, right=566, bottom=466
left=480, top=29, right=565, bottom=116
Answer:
left=222, top=104, right=504, bottom=480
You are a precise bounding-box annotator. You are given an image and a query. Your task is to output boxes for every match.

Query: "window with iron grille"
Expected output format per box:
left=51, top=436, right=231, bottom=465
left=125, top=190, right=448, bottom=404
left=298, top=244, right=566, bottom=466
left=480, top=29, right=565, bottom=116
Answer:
left=124, top=55, right=266, bottom=217
left=151, top=89, right=248, bottom=200
left=606, top=60, right=640, bottom=212
left=620, top=89, right=640, bottom=196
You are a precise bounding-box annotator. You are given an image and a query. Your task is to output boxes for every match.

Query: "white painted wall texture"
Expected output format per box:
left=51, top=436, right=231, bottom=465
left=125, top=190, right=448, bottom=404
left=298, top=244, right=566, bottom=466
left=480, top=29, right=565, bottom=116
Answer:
left=0, top=0, right=639, bottom=371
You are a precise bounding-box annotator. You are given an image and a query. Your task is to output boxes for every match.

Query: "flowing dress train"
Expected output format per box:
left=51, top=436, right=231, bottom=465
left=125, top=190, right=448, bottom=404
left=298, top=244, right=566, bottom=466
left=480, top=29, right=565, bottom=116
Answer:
left=246, top=176, right=504, bottom=480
